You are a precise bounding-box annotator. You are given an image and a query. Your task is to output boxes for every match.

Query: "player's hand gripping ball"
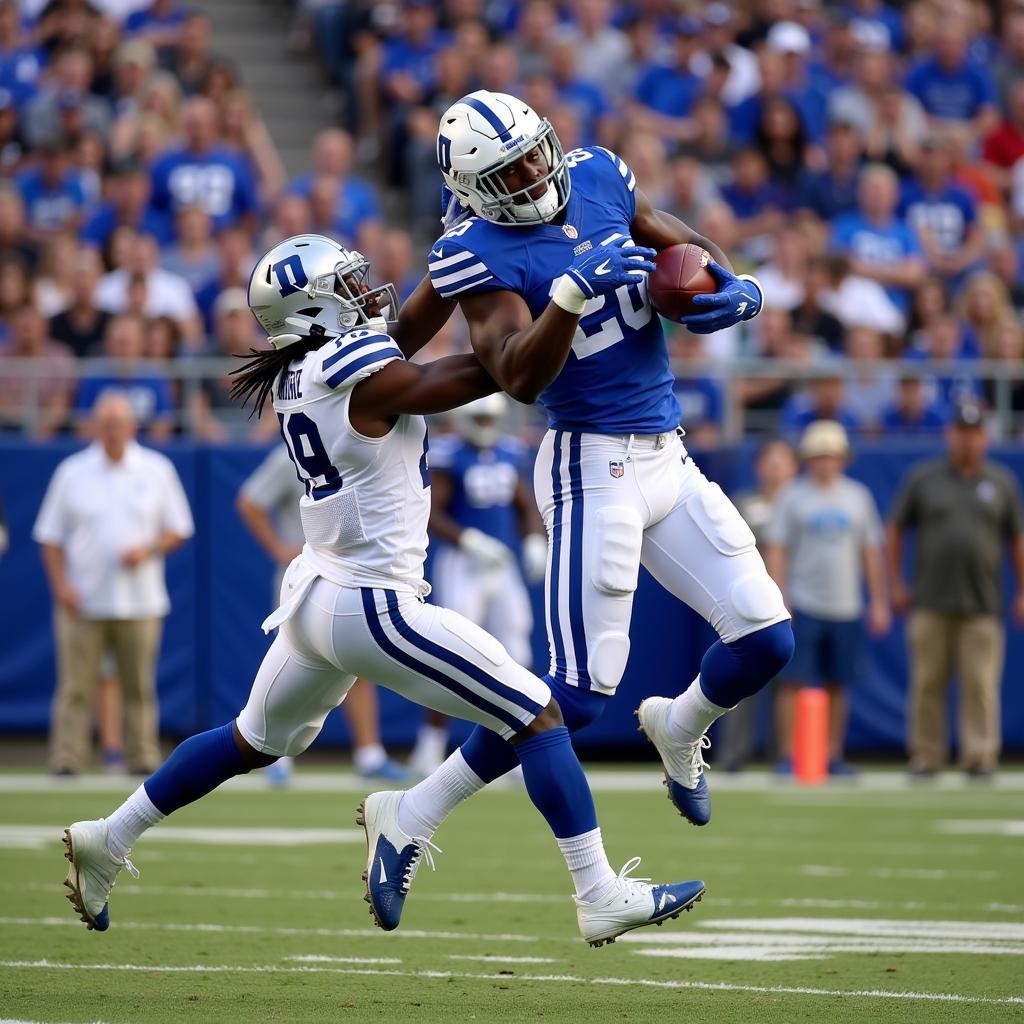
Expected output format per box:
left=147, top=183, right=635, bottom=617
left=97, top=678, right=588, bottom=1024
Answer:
left=649, top=243, right=763, bottom=334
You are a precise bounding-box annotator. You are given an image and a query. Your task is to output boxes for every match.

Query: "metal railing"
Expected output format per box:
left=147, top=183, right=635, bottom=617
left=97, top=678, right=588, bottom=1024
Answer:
left=0, top=356, right=1021, bottom=441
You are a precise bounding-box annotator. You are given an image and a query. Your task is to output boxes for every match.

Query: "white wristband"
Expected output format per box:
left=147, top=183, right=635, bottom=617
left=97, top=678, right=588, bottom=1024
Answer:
left=737, top=274, right=764, bottom=317
left=552, top=274, right=589, bottom=316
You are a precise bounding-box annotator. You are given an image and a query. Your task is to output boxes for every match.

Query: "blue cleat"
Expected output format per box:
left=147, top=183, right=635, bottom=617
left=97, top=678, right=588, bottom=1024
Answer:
left=358, top=758, right=414, bottom=783
left=636, top=697, right=711, bottom=826
left=356, top=791, right=440, bottom=931
left=576, top=857, right=705, bottom=947
left=62, top=819, right=138, bottom=932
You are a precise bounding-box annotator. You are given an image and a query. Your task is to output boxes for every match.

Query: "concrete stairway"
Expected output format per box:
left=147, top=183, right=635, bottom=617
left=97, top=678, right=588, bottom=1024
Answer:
left=193, top=0, right=336, bottom=176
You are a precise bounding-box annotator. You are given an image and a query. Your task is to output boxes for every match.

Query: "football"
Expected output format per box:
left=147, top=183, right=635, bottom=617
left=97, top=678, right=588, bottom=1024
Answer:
left=647, top=242, right=718, bottom=321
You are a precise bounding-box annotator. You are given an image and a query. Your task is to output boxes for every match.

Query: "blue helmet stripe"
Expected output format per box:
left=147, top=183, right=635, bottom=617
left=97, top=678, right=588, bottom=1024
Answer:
left=460, top=95, right=513, bottom=142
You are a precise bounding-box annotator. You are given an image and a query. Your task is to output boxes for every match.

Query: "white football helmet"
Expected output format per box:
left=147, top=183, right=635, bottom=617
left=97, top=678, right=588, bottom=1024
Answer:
left=437, top=90, right=570, bottom=226
left=247, top=234, right=399, bottom=350
left=453, top=393, right=508, bottom=449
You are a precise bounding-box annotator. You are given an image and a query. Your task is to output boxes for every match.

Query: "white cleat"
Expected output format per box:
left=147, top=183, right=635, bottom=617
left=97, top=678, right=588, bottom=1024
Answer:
left=575, top=857, right=705, bottom=947
left=637, top=696, right=712, bottom=826
left=356, top=790, right=440, bottom=931
left=62, top=819, right=138, bottom=932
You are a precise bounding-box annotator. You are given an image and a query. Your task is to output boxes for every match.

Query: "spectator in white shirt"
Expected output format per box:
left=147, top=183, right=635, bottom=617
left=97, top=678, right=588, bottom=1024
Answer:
left=33, top=392, right=194, bottom=775
left=94, top=230, right=201, bottom=346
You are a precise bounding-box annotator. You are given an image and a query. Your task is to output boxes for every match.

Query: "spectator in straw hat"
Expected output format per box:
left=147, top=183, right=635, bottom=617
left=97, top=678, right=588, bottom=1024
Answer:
left=764, top=420, right=890, bottom=776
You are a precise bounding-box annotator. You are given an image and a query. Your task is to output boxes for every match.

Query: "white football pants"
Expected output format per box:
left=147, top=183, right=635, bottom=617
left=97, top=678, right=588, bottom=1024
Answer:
left=430, top=547, right=533, bottom=667
left=535, top=429, right=789, bottom=696
left=236, top=568, right=550, bottom=757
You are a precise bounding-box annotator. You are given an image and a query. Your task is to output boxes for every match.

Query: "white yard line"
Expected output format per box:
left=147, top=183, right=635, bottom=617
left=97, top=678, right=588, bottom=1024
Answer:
left=0, top=825, right=362, bottom=849
left=0, top=770, right=1020, bottom=794
left=1, top=960, right=1021, bottom=1006
left=0, top=915, right=539, bottom=943
left=283, top=955, right=402, bottom=965
left=445, top=955, right=558, bottom=964
left=937, top=820, right=1024, bottom=836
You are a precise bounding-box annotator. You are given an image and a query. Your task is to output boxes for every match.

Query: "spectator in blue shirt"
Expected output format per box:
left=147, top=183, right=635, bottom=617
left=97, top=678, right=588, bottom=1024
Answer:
left=781, top=375, right=865, bottom=437
left=798, top=117, right=864, bottom=220
left=17, top=141, right=87, bottom=242
left=124, top=0, right=189, bottom=51
left=904, top=13, right=998, bottom=137
left=881, top=377, right=949, bottom=435
left=905, top=313, right=983, bottom=408
left=82, top=159, right=173, bottom=252
left=74, top=313, right=175, bottom=439
left=381, top=0, right=449, bottom=109
left=830, top=162, right=925, bottom=316
left=286, top=128, right=380, bottom=243
left=148, top=96, right=259, bottom=235
left=670, top=329, right=725, bottom=448
left=721, top=147, right=791, bottom=262
left=630, top=18, right=702, bottom=145
left=899, top=134, right=985, bottom=287
left=844, top=0, right=904, bottom=53
left=0, top=0, right=44, bottom=109
left=547, top=37, right=612, bottom=148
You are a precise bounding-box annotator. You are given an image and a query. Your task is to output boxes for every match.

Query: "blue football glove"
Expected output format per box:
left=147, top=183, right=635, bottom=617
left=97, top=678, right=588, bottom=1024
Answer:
left=564, top=238, right=657, bottom=300
left=681, top=262, right=763, bottom=335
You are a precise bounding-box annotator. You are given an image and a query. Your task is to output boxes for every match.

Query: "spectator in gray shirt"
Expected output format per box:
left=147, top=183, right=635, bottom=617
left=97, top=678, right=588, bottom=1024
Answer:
left=765, top=421, right=890, bottom=776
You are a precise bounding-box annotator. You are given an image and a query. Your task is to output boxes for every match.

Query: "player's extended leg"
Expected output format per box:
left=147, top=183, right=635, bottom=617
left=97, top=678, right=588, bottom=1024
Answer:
left=350, top=587, right=704, bottom=944
left=395, top=430, right=645, bottom=842
left=61, top=615, right=357, bottom=932
left=638, top=466, right=794, bottom=825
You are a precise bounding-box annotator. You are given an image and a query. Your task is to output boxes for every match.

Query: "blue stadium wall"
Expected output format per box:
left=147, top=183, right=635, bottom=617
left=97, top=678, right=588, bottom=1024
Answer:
left=2, top=438, right=1023, bottom=756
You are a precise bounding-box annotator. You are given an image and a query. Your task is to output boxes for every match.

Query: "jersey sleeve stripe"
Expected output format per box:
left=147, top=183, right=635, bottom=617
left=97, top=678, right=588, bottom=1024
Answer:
left=430, top=261, right=490, bottom=288
left=428, top=249, right=476, bottom=271
left=625, top=171, right=636, bottom=192
left=323, top=346, right=403, bottom=388
left=321, top=333, right=394, bottom=371
left=437, top=272, right=494, bottom=297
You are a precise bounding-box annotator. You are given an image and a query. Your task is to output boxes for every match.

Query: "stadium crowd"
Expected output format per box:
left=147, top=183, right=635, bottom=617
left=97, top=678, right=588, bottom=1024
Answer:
left=1, top=0, right=1024, bottom=441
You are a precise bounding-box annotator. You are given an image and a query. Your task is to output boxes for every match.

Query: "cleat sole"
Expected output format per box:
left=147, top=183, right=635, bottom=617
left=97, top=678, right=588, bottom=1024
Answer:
left=356, top=798, right=385, bottom=931
left=62, top=828, right=98, bottom=931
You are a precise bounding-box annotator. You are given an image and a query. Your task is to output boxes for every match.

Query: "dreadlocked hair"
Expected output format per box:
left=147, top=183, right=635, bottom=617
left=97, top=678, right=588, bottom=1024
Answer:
left=230, top=335, right=326, bottom=415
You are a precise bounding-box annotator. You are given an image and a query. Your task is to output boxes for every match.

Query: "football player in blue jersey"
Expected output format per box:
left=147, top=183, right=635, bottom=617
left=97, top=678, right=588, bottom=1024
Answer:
left=379, top=92, right=794, bottom=914
left=412, top=394, right=548, bottom=773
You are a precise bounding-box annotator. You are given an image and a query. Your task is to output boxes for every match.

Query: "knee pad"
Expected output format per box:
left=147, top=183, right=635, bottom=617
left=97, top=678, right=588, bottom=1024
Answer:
left=730, top=572, right=787, bottom=627
left=588, top=631, right=631, bottom=691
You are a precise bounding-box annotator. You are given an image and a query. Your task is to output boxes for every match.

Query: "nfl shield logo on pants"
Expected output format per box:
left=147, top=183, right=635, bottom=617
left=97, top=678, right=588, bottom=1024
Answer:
left=609, top=461, right=624, bottom=478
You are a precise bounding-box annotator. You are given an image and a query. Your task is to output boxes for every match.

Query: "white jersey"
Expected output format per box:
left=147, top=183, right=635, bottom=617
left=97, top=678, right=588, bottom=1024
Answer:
left=271, top=327, right=431, bottom=597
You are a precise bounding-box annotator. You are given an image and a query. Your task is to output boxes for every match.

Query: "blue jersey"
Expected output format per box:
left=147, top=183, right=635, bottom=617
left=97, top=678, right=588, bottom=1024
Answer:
left=431, top=434, right=524, bottom=551
left=428, top=147, right=680, bottom=434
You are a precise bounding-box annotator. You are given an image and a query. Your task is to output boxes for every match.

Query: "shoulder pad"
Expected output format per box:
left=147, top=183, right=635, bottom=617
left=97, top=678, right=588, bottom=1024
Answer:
left=318, top=329, right=403, bottom=391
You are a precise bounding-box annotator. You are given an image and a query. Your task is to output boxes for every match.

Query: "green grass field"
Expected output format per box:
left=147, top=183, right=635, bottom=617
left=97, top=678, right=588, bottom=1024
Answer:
left=1, top=768, right=1022, bottom=1023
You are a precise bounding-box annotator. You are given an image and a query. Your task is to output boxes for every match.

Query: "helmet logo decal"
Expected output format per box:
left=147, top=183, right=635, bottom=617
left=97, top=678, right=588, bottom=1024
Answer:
left=437, top=135, right=453, bottom=174
left=271, top=254, right=309, bottom=298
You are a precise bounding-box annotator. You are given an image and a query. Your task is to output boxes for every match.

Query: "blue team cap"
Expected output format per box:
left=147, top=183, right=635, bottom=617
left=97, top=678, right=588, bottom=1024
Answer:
left=676, top=16, right=701, bottom=36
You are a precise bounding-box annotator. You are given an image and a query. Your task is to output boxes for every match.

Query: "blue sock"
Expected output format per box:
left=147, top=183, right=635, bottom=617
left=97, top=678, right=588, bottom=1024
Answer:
left=144, top=722, right=252, bottom=815
left=513, top=726, right=598, bottom=839
left=699, top=621, right=795, bottom=707
left=460, top=680, right=609, bottom=783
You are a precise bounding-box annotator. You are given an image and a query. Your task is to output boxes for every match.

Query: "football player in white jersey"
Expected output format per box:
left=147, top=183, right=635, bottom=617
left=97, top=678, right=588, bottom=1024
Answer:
left=371, top=92, right=795, bottom=924
left=60, top=234, right=704, bottom=947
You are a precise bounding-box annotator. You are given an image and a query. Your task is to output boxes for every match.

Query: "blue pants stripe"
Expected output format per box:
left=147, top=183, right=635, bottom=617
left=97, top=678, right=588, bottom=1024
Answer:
left=359, top=589, right=532, bottom=733
left=566, top=432, right=591, bottom=690
left=548, top=430, right=567, bottom=686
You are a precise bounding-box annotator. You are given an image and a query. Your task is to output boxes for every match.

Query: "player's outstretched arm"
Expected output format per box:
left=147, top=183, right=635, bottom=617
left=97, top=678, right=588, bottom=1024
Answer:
left=461, top=237, right=656, bottom=404
left=392, top=276, right=457, bottom=359
left=348, top=354, right=498, bottom=436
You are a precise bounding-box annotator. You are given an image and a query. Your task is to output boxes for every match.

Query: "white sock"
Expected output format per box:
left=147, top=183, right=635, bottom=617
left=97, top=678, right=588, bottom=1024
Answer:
left=105, top=784, right=164, bottom=860
left=354, top=743, right=387, bottom=774
left=398, top=749, right=484, bottom=837
left=668, top=676, right=732, bottom=744
left=557, top=827, right=616, bottom=903
left=410, top=724, right=449, bottom=771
